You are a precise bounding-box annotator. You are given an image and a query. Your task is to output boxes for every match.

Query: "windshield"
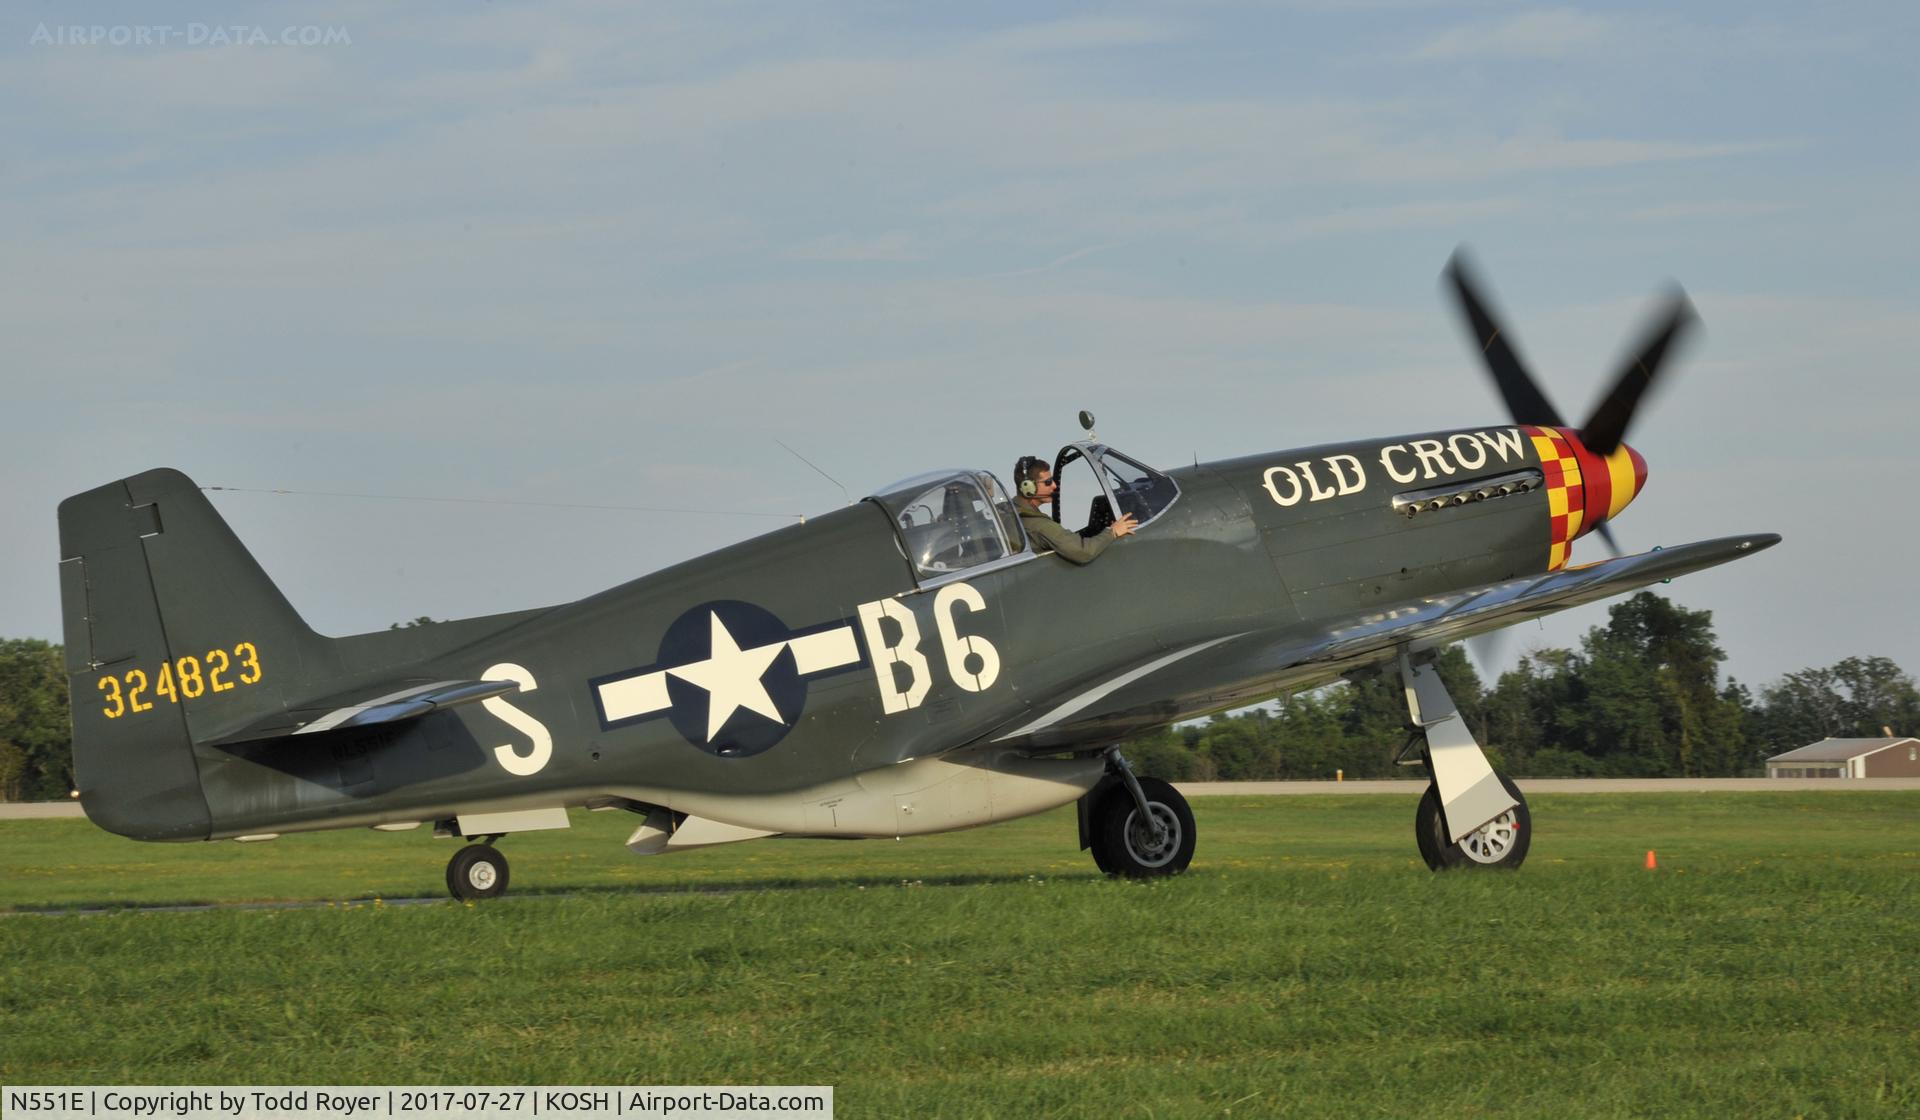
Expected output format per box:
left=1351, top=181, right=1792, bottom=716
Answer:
left=1050, top=444, right=1180, bottom=535
left=1054, top=448, right=1108, bottom=535
left=1097, top=448, right=1180, bottom=523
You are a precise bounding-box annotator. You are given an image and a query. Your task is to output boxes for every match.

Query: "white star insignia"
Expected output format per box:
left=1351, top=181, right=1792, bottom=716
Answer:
left=665, top=611, right=789, bottom=742
left=592, top=611, right=863, bottom=742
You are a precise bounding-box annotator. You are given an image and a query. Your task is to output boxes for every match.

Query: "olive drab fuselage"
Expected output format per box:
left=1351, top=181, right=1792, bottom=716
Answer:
left=61, top=423, right=1627, bottom=842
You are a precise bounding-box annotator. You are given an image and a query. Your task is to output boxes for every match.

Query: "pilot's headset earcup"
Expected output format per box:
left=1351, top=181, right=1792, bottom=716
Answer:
left=1015, top=456, right=1040, bottom=497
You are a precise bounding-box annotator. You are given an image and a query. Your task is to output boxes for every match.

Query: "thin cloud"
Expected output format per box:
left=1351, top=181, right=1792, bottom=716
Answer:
left=1414, top=8, right=1614, bottom=61
left=986, top=18, right=1178, bottom=54
left=787, top=231, right=925, bottom=262
left=1625, top=200, right=1797, bottom=222
left=975, top=242, right=1124, bottom=280
left=1279, top=197, right=1530, bottom=240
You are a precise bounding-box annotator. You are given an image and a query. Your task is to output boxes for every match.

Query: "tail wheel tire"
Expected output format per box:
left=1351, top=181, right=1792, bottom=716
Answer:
left=1091, top=777, right=1196, bottom=878
left=446, top=843, right=510, bottom=900
left=1416, top=772, right=1530, bottom=871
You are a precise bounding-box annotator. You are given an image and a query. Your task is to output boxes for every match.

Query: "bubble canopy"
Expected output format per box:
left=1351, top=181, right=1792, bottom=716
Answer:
left=867, top=469, right=1022, bottom=580
left=867, top=445, right=1179, bottom=581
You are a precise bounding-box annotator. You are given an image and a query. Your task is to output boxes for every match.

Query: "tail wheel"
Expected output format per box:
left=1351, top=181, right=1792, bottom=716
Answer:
left=446, top=843, right=510, bottom=900
left=1091, top=777, right=1196, bottom=878
left=1415, top=771, right=1530, bottom=871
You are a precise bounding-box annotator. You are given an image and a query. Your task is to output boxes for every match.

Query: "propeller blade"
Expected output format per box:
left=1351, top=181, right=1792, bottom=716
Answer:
left=1466, top=630, right=1511, bottom=680
left=1593, top=521, right=1623, bottom=558
left=1444, top=249, right=1567, bottom=428
left=1579, top=289, right=1698, bottom=456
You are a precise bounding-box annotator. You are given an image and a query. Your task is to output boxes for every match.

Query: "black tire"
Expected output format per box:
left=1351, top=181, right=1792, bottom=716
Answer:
left=1087, top=813, right=1117, bottom=876
left=1415, top=772, right=1529, bottom=871
left=1413, top=789, right=1442, bottom=869
left=1083, top=780, right=1119, bottom=875
left=1091, top=777, right=1196, bottom=878
left=446, top=843, right=510, bottom=900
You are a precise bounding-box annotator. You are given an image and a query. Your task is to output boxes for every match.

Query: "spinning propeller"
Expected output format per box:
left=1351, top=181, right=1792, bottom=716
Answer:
left=1443, top=248, right=1698, bottom=558
left=1444, top=250, right=1698, bottom=679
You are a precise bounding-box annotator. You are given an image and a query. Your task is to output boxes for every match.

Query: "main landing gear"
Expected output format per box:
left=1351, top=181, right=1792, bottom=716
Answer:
left=446, top=838, right=509, bottom=900
left=1084, top=747, right=1196, bottom=877
left=1397, top=649, right=1530, bottom=871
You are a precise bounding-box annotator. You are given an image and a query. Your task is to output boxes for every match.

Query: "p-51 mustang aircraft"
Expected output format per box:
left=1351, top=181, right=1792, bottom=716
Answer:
left=59, top=253, right=1777, bottom=898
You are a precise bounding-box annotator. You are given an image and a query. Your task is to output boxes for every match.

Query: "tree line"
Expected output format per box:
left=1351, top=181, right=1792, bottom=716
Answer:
left=1129, top=594, right=1919, bottom=781
left=0, top=638, right=69, bottom=801
left=3, top=593, right=1916, bottom=798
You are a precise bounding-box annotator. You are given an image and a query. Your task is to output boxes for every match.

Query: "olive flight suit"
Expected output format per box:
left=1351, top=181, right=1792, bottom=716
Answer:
left=1015, top=502, right=1121, bottom=565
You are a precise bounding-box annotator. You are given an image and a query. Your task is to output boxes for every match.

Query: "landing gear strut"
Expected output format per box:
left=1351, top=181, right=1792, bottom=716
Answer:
left=446, top=839, right=510, bottom=900
left=1397, top=649, right=1529, bottom=871
left=1086, top=748, right=1195, bottom=877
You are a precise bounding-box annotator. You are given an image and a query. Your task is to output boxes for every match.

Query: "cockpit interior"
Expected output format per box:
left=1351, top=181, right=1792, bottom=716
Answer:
left=867, top=444, right=1180, bottom=584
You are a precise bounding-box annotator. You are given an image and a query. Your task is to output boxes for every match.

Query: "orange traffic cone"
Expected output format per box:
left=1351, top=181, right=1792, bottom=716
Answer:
left=1644, top=850, right=1658, bottom=870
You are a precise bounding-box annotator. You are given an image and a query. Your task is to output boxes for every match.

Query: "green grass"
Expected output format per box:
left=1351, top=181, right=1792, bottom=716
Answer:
left=4, top=794, right=1917, bottom=1118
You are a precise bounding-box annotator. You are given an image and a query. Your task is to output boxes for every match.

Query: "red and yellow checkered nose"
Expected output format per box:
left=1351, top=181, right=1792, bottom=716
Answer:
left=1526, top=426, right=1649, bottom=569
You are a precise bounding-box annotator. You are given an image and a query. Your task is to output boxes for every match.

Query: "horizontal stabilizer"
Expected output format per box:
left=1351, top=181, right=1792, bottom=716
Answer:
left=208, top=678, right=520, bottom=745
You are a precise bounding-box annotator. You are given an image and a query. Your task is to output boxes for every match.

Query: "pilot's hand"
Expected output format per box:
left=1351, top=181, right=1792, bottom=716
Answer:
left=1110, top=512, right=1140, bottom=538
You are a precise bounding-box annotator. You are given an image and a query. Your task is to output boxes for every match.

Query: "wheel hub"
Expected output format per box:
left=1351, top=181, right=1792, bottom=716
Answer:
left=468, top=860, right=498, bottom=891
left=1457, top=810, right=1519, bottom=864
left=1125, top=805, right=1181, bottom=867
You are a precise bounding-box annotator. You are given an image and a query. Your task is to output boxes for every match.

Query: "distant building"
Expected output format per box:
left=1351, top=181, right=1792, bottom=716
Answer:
left=1765, top=737, right=1920, bottom=778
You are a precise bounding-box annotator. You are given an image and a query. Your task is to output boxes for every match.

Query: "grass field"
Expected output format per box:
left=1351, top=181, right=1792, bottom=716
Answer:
left=3, top=793, right=1917, bottom=1118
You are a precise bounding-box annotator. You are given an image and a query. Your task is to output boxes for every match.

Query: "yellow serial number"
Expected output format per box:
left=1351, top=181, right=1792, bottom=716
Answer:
left=97, top=642, right=262, bottom=719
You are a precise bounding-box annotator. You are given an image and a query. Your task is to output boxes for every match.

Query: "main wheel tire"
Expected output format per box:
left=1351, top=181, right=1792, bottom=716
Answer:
left=1091, top=777, right=1196, bottom=878
left=1413, top=790, right=1442, bottom=869
left=1088, top=813, right=1117, bottom=877
left=1415, top=771, right=1529, bottom=871
left=1084, top=779, right=1122, bottom=875
left=446, top=843, right=510, bottom=900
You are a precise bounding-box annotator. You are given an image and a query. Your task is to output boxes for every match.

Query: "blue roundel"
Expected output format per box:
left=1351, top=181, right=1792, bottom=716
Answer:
left=658, top=600, right=809, bottom=757
left=589, top=599, right=867, bottom=758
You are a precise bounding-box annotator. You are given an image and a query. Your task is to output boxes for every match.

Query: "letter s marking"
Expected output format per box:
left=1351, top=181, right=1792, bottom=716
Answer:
left=483, top=662, right=553, bottom=776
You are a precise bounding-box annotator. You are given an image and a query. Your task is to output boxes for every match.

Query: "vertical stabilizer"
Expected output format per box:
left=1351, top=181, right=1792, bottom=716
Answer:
left=58, top=469, right=326, bottom=839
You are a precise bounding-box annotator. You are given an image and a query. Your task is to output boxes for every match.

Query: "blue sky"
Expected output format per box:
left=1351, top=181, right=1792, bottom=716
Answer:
left=3, top=2, right=1916, bottom=691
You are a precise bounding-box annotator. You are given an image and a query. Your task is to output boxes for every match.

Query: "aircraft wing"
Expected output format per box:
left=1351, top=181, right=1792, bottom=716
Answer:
left=205, top=678, right=521, bottom=745
left=991, top=532, right=1780, bottom=750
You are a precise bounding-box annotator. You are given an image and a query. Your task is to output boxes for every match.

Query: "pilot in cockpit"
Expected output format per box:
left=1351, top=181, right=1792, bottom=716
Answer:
left=1011, top=454, right=1136, bottom=565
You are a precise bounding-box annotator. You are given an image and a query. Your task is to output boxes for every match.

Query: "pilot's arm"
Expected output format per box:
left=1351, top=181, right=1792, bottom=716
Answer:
left=1020, top=509, right=1121, bottom=565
